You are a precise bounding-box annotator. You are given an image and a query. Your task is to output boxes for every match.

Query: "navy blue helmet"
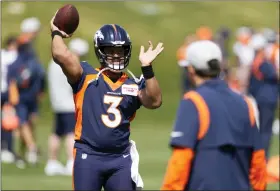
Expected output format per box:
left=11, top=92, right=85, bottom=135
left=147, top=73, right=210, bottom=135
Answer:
left=93, top=24, right=132, bottom=71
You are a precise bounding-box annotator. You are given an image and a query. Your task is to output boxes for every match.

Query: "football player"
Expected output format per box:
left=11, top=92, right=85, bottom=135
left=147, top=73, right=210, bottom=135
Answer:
left=50, top=11, right=163, bottom=190
left=161, top=40, right=266, bottom=190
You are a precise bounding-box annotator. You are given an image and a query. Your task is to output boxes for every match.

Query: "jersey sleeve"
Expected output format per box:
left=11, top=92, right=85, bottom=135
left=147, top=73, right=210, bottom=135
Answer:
left=70, top=61, right=93, bottom=94
left=138, top=77, right=146, bottom=90
left=170, top=99, right=199, bottom=149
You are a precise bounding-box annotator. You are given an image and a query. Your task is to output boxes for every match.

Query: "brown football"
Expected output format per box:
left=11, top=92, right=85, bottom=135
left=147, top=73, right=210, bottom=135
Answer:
left=53, top=4, right=79, bottom=35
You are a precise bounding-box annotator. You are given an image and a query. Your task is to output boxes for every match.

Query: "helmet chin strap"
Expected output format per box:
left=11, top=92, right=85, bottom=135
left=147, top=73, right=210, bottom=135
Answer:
left=92, top=67, right=144, bottom=85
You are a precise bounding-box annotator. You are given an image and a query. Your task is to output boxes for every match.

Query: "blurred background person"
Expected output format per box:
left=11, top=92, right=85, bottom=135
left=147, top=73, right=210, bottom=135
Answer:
left=214, top=27, right=231, bottom=75
left=196, top=26, right=213, bottom=41
left=233, top=26, right=254, bottom=94
left=248, top=33, right=279, bottom=160
left=8, top=17, right=43, bottom=165
left=262, top=28, right=279, bottom=77
left=176, top=34, right=197, bottom=94
left=18, top=17, right=46, bottom=157
left=45, top=38, right=89, bottom=176
left=1, top=36, right=19, bottom=164
left=161, top=40, right=267, bottom=191
left=227, top=66, right=260, bottom=128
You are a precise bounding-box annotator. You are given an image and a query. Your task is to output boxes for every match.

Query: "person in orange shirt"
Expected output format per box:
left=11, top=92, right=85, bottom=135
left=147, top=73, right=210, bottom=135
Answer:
left=161, top=40, right=266, bottom=190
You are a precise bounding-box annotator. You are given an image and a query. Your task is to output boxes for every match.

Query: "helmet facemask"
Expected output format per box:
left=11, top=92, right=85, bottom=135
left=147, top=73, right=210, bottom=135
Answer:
left=96, top=44, right=131, bottom=72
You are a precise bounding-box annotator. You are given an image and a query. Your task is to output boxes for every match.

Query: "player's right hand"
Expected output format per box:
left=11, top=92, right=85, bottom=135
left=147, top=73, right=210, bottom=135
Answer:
left=50, top=10, right=72, bottom=38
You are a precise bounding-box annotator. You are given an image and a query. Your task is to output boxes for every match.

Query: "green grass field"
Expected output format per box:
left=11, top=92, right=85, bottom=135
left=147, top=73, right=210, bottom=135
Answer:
left=1, top=1, right=279, bottom=190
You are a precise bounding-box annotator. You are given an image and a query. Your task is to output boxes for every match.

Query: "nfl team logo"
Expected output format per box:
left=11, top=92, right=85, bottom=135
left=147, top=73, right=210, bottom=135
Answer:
left=82, top=153, right=87, bottom=159
left=121, top=84, right=139, bottom=96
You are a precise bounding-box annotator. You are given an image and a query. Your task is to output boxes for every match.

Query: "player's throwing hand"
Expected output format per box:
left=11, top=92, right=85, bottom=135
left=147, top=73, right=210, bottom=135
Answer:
left=139, top=41, right=164, bottom=66
left=50, top=10, right=72, bottom=38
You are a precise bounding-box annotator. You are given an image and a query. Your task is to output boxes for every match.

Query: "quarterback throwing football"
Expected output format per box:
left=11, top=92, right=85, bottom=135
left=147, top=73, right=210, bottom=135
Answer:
left=50, top=10, right=163, bottom=191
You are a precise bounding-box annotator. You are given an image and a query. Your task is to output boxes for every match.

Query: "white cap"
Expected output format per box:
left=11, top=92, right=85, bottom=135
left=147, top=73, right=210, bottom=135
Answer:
left=236, top=27, right=252, bottom=37
left=20, top=17, right=41, bottom=33
left=69, top=38, right=89, bottom=56
left=249, top=33, right=267, bottom=50
left=185, top=40, right=222, bottom=70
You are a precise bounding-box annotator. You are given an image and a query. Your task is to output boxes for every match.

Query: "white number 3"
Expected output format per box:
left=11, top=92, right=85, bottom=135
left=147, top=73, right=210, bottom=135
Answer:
left=101, top=95, right=123, bottom=128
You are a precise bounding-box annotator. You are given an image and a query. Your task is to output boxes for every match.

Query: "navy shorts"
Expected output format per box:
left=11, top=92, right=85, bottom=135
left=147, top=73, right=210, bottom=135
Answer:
left=16, top=102, right=38, bottom=125
left=73, top=147, right=136, bottom=191
left=54, top=112, right=75, bottom=137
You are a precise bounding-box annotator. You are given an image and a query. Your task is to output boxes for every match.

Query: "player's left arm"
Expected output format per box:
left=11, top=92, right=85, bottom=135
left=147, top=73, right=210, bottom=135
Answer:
left=138, top=41, right=164, bottom=109
left=161, top=99, right=199, bottom=190
left=7, top=64, right=19, bottom=106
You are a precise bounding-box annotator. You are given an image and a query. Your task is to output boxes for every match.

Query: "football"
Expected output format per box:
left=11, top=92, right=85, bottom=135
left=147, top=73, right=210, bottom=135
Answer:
left=53, top=4, right=79, bottom=35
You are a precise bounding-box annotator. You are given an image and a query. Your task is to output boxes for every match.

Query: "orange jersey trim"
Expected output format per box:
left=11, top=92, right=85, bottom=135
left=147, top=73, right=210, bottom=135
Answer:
left=250, top=149, right=267, bottom=191
left=184, top=91, right=210, bottom=140
left=161, top=148, right=194, bottom=190
left=243, top=96, right=256, bottom=127
left=96, top=68, right=128, bottom=91
left=73, top=74, right=97, bottom=140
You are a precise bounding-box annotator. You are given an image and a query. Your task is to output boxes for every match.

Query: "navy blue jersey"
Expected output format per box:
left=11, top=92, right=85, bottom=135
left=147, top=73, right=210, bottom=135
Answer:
left=7, top=50, right=42, bottom=104
left=71, top=62, right=145, bottom=154
left=170, top=79, right=263, bottom=190
left=249, top=53, right=279, bottom=105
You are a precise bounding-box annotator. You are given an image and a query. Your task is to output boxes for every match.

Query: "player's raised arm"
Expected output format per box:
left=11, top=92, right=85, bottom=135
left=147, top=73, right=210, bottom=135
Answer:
left=138, top=41, right=164, bottom=109
left=50, top=11, right=83, bottom=84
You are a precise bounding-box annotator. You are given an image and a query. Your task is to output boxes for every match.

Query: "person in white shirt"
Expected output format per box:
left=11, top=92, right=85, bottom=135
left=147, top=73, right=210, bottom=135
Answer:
left=233, top=27, right=255, bottom=94
left=1, top=36, right=19, bottom=164
left=45, top=38, right=89, bottom=176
